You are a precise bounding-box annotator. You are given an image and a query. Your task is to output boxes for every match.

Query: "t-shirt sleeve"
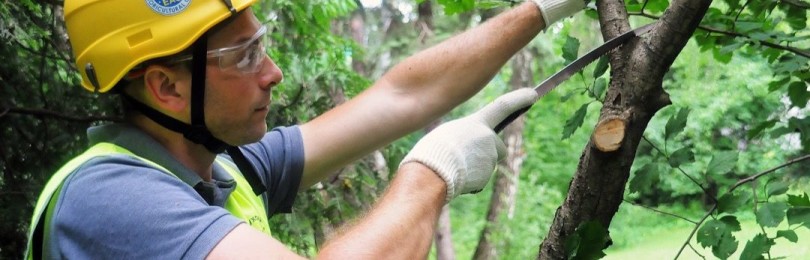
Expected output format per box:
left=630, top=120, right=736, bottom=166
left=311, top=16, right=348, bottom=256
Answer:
left=240, top=125, right=305, bottom=215
left=52, top=156, right=242, bottom=260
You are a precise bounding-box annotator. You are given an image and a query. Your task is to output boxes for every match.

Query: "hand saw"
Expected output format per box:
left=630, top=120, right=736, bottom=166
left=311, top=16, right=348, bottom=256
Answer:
left=493, top=23, right=655, bottom=133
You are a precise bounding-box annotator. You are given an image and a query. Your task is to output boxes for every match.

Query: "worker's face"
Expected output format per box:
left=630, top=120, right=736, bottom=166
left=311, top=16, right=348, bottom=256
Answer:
left=202, top=10, right=283, bottom=145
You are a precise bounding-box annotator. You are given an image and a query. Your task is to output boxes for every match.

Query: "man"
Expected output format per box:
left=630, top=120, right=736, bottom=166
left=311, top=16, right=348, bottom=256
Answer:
left=26, top=0, right=584, bottom=258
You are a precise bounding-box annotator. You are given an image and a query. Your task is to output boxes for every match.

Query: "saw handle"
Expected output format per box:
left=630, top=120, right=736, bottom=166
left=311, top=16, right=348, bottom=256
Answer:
left=493, top=105, right=532, bottom=133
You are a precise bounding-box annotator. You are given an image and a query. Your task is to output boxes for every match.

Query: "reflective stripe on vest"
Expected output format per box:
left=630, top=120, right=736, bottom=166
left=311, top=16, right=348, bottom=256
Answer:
left=25, top=142, right=270, bottom=259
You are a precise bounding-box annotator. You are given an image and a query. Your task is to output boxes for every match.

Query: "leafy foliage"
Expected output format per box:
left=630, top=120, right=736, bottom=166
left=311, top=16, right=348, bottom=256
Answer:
left=739, top=233, right=773, bottom=260
left=696, top=215, right=741, bottom=259
left=565, top=221, right=612, bottom=260
left=562, top=103, right=590, bottom=139
left=716, top=191, right=751, bottom=214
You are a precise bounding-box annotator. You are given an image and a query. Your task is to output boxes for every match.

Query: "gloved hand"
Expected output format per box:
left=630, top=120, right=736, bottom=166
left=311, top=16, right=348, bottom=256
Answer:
left=400, top=88, right=539, bottom=202
left=530, top=0, right=586, bottom=27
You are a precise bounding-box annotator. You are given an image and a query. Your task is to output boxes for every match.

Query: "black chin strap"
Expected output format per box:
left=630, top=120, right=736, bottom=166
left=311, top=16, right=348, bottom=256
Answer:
left=124, top=33, right=267, bottom=195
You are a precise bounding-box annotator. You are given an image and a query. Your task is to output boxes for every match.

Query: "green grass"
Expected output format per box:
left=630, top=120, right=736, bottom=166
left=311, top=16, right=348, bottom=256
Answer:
left=604, top=202, right=810, bottom=260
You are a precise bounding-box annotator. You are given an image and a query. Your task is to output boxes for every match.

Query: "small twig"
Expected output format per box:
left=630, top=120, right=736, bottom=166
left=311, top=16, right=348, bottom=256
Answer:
left=687, top=242, right=706, bottom=260
left=750, top=180, right=773, bottom=259
left=640, top=0, right=651, bottom=14
left=642, top=136, right=717, bottom=204
left=732, top=0, right=752, bottom=31
left=627, top=12, right=810, bottom=59
left=676, top=204, right=717, bottom=259
left=728, top=154, right=810, bottom=191
left=622, top=199, right=698, bottom=224
left=781, top=0, right=810, bottom=9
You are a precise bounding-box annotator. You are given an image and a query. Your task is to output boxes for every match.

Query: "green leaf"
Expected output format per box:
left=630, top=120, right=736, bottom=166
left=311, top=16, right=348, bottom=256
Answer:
left=562, top=103, right=589, bottom=140
left=565, top=221, right=611, bottom=260
left=713, top=47, right=733, bottom=64
left=561, top=91, right=577, bottom=102
left=696, top=219, right=724, bottom=247
left=735, top=21, right=764, bottom=33
left=713, top=232, right=738, bottom=259
left=593, top=56, right=609, bottom=78
left=697, top=217, right=740, bottom=258
left=786, top=207, right=810, bottom=227
left=740, top=234, right=772, bottom=260
left=766, top=181, right=790, bottom=197
left=747, top=120, right=777, bottom=139
left=668, top=147, right=695, bottom=168
left=644, top=0, right=669, bottom=13
left=719, top=215, right=742, bottom=231
left=628, top=163, right=662, bottom=194
left=756, top=202, right=788, bottom=227
left=437, top=0, right=475, bottom=14
left=591, top=78, right=607, bottom=100
left=562, top=35, right=580, bottom=64
left=787, top=193, right=810, bottom=206
left=788, top=81, right=810, bottom=108
left=776, top=230, right=798, bottom=243
left=717, top=191, right=752, bottom=214
left=664, top=108, right=690, bottom=140
left=706, top=151, right=738, bottom=176
left=768, top=77, right=790, bottom=92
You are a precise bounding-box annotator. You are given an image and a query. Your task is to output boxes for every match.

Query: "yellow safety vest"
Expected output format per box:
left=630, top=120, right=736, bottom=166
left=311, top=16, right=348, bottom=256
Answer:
left=25, top=142, right=271, bottom=259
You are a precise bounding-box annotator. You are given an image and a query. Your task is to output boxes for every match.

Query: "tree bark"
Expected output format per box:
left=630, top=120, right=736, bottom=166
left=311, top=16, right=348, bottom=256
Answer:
left=473, top=48, right=532, bottom=260
left=537, top=0, right=713, bottom=258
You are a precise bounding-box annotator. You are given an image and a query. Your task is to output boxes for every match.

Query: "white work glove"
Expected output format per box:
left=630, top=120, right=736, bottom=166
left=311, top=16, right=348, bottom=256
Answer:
left=400, top=88, right=539, bottom=202
left=530, top=0, right=586, bottom=27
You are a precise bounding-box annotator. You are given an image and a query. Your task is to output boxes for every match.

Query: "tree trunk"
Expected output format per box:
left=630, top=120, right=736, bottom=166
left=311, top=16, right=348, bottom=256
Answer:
left=538, top=0, right=713, bottom=258
left=473, top=48, right=532, bottom=260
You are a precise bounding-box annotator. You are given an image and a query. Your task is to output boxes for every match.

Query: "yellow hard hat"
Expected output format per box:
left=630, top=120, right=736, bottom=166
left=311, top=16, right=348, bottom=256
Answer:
left=64, top=0, right=257, bottom=93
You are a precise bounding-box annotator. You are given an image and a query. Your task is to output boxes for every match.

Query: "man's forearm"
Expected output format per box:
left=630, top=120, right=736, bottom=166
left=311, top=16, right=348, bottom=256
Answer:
left=318, top=163, right=445, bottom=259
left=381, top=2, right=544, bottom=114
left=299, top=2, right=549, bottom=187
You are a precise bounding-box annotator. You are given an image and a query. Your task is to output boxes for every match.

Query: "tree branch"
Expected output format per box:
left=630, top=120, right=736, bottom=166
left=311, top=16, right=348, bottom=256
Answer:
left=2, top=107, right=121, bottom=123
left=675, top=153, right=810, bottom=258
left=782, top=0, right=810, bottom=9
left=642, top=136, right=718, bottom=203
left=622, top=199, right=698, bottom=224
left=629, top=12, right=810, bottom=59
left=728, top=154, right=810, bottom=191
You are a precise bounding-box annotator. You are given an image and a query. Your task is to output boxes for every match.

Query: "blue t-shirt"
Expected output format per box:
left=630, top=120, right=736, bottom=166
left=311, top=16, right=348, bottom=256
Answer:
left=46, top=123, right=304, bottom=259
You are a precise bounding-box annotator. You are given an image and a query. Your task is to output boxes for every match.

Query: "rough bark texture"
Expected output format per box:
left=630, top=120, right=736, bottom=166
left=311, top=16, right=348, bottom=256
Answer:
left=537, top=0, right=713, bottom=258
left=473, top=49, right=532, bottom=260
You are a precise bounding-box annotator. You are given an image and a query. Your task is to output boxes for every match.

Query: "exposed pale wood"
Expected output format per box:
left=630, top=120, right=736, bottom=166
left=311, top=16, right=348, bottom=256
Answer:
left=592, top=116, right=626, bottom=152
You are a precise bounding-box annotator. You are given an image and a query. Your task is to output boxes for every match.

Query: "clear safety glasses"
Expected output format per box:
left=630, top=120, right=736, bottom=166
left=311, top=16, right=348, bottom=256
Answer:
left=173, top=25, right=268, bottom=74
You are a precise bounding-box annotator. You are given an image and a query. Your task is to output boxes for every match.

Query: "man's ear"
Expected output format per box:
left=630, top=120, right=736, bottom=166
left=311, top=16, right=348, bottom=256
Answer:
left=142, top=65, right=189, bottom=113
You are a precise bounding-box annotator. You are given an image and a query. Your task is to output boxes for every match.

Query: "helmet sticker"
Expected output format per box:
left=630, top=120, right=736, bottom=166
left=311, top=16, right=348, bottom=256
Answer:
left=146, top=0, right=192, bottom=16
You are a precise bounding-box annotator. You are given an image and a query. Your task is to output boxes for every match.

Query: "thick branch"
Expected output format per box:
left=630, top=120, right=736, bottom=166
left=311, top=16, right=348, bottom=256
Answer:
left=2, top=107, right=121, bottom=123
left=647, top=0, right=713, bottom=69
left=629, top=12, right=810, bottom=59
left=596, top=0, right=632, bottom=40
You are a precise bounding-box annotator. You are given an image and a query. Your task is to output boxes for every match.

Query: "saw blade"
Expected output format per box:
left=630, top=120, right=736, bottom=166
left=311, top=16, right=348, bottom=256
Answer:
left=493, top=23, right=655, bottom=133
